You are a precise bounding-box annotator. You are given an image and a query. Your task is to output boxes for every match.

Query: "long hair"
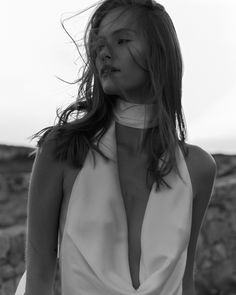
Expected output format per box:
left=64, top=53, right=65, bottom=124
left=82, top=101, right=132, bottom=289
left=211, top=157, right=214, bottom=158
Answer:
left=32, top=0, right=187, bottom=190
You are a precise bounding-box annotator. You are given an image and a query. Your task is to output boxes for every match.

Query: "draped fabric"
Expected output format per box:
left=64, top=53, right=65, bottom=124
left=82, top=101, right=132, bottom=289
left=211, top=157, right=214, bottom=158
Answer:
left=59, top=101, right=193, bottom=294
left=15, top=99, right=193, bottom=295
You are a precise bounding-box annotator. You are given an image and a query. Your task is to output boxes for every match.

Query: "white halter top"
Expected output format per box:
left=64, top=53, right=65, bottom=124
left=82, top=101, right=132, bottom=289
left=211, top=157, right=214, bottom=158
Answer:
left=14, top=99, right=193, bottom=295
left=59, top=99, right=193, bottom=295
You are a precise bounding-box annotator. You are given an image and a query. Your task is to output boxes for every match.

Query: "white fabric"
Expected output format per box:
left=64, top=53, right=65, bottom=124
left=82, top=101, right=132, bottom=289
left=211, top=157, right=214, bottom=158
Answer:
left=15, top=271, right=26, bottom=295
left=59, top=120, right=193, bottom=295
left=113, top=99, right=158, bottom=129
left=14, top=99, right=193, bottom=295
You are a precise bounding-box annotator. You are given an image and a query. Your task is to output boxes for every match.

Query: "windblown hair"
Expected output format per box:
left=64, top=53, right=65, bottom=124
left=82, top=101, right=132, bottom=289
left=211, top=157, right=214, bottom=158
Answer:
left=32, top=0, right=187, bottom=190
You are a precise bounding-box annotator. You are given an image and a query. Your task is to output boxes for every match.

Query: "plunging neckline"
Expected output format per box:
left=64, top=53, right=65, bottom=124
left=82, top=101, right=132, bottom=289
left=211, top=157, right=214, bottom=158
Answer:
left=115, top=122, right=155, bottom=291
left=60, top=113, right=193, bottom=295
left=117, top=174, right=153, bottom=291
left=120, top=186, right=154, bottom=292
left=15, top=100, right=194, bottom=295
left=63, top=120, right=156, bottom=292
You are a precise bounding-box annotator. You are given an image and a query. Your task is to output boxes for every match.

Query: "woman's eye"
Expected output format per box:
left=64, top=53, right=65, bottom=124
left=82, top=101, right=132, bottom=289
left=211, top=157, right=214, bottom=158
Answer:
left=118, top=39, right=130, bottom=45
left=98, top=45, right=104, bottom=51
left=94, top=39, right=105, bottom=53
left=97, top=43, right=105, bottom=51
left=93, top=38, right=130, bottom=56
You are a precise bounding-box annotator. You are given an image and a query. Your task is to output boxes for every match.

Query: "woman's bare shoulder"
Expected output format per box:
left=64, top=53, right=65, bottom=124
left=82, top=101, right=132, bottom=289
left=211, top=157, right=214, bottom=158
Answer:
left=184, top=143, right=216, bottom=169
left=181, top=143, right=217, bottom=197
left=181, top=143, right=217, bottom=291
left=35, top=130, right=60, bottom=158
left=184, top=143, right=216, bottom=176
left=34, top=129, right=65, bottom=165
left=30, top=131, right=65, bottom=196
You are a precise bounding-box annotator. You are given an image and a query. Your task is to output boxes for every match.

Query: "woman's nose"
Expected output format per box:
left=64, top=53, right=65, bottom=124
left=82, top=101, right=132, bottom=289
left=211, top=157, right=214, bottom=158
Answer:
left=99, top=44, right=112, bottom=61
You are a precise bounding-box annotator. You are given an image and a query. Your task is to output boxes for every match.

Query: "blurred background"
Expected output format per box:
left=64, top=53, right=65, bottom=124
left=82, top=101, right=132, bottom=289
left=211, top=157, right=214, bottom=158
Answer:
left=0, top=0, right=236, bottom=153
left=0, top=1, right=236, bottom=295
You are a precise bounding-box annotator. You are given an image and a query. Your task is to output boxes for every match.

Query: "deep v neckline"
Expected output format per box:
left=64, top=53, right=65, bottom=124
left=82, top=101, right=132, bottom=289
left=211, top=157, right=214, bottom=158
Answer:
left=59, top=100, right=193, bottom=295
left=115, top=122, right=155, bottom=291
left=116, top=171, right=155, bottom=292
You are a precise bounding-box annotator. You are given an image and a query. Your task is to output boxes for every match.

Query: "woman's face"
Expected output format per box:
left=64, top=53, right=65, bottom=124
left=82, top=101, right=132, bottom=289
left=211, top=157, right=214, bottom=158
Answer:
left=94, top=7, right=151, bottom=103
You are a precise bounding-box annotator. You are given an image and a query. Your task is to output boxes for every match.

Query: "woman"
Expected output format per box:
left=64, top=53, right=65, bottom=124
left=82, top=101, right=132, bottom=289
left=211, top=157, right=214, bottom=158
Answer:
left=15, top=0, right=216, bottom=294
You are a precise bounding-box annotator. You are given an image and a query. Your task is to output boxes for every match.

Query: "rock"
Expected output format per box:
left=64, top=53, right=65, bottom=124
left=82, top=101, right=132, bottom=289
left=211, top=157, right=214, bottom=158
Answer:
left=194, top=154, right=236, bottom=294
left=0, top=279, right=16, bottom=295
left=206, top=205, right=226, bottom=221
left=0, top=144, right=34, bottom=162
left=0, top=258, right=7, bottom=266
left=230, top=214, right=236, bottom=232
left=206, top=220, right=231, bottom=244
left=0, top=215, right=15, bottom=228
left=7, top=173, right=30, bottom=193
left=0, top=264, right=15, bottom=280
left=0, top=146, right=235, bottom=295
left=9, top=232, right=25, bottom=266
left=200, top=259, right=213, bottom=270
left=0, top=233, right=10, bottom=259
left=14, top=261, right=25, bottom=276
left=213, top=154, right=236, bottom=177
left=211, top=243, right=227, bottom=262
left=0, top=174, right=8, bottom=203
left=211, top=259, right=236, bottom=291
left=195, top=279, right=212, bottom=295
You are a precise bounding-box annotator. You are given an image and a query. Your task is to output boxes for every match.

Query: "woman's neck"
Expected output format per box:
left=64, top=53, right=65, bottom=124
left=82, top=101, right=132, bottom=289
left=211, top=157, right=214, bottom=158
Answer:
left=117, top=94, right=157, bottom=105
left=115, top=124, right=149, bottom=155
left=113, top=98, right=158, bottom=154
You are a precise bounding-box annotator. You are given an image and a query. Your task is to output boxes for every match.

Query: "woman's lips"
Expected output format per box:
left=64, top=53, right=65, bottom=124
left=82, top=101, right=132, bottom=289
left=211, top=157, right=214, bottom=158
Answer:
left=101, top=65, right=120, bottom=75
left=102, top=70, right=120, bottom=78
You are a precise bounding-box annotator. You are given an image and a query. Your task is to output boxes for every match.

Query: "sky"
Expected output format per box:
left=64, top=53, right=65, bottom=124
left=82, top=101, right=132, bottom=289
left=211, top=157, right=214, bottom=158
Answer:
left=0, top=0, right=236, bottom=154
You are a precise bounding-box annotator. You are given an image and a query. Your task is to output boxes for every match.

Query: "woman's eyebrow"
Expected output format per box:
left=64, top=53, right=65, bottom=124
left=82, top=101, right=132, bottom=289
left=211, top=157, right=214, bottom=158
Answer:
left=97, top=28, right=136, bottom=38
left=112, top=28, right=136, bottom=35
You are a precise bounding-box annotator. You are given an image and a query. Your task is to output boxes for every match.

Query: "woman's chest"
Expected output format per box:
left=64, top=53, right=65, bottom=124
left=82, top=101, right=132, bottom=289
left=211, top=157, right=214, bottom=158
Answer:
left=61, top=147, right=155, bottom=232
left=116, top=145, right=155, bottom=285
left=116, top=146, right=154, bottom=224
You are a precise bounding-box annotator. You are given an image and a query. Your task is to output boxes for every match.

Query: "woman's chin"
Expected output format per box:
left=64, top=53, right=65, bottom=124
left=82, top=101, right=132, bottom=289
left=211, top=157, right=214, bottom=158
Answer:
left=102, top=84, right=119, bottom=95
left=100, top=75, right=122, bottom=94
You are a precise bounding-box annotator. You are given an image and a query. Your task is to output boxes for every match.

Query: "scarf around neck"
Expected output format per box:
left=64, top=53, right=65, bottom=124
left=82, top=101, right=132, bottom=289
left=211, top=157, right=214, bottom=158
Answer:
left=113, top=98, right=158, bottom=129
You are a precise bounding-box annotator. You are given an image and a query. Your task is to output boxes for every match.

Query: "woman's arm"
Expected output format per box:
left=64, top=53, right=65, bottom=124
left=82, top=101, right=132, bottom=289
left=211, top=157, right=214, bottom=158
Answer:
left=182, top=144, right=217, bottom=295
left=24, top=137, right=64, bottom=295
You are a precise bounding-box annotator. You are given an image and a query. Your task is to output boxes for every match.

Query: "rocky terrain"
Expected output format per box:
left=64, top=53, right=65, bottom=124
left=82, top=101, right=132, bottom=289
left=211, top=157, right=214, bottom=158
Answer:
left=0, top=144, right=235, bottom=295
